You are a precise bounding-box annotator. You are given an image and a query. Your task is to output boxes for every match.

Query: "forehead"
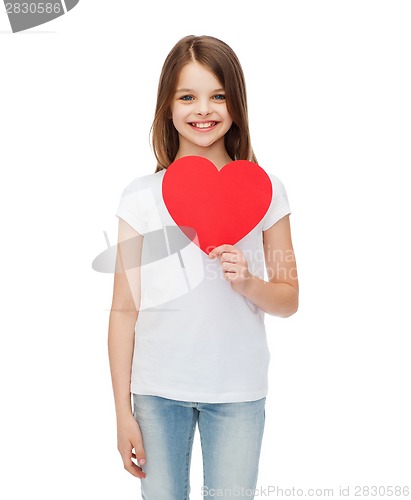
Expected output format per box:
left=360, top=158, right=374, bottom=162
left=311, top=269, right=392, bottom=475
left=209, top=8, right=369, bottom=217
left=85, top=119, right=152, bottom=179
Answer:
left=176, top=61, right=223, bottom=90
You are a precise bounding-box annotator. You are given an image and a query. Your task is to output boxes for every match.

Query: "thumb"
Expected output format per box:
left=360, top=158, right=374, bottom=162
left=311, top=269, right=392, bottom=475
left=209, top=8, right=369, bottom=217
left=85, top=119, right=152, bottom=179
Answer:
left=134, top=445, right=146, bottom=466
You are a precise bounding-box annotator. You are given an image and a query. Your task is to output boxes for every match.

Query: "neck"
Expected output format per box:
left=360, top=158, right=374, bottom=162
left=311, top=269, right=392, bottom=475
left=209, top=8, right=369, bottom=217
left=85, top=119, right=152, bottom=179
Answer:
left=174, top=137, right=232, bottom=171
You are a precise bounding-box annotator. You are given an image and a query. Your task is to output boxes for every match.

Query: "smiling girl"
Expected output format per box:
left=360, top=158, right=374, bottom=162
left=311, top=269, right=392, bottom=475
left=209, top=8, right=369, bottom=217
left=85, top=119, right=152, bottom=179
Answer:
left=109, top=35, right=299, bottom=499
left=168, top=61, right=233, bottom=169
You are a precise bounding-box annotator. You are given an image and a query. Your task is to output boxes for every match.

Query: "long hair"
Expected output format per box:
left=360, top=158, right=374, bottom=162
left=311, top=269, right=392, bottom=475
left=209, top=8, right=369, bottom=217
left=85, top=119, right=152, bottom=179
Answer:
left=151, top=35, right=257, bottom=173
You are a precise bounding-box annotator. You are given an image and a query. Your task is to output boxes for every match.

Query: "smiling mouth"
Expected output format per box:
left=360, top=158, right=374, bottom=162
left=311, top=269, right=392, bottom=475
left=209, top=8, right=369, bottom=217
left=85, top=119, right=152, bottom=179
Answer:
left=188, top=121, right=219, bottom=129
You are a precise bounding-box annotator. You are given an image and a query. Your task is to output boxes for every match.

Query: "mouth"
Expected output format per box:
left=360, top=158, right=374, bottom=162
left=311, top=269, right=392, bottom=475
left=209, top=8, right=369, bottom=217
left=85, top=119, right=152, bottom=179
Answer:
left=188, top=121, right=219, bottom=130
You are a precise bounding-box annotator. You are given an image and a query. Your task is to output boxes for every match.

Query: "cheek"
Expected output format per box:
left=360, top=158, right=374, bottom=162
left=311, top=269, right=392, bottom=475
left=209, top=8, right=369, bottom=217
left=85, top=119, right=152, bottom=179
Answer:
left=223, top=113, right=234, bottom=132
left=171, top=106, right=188, bottom=125
left=222, top=106, right=233, bottom=124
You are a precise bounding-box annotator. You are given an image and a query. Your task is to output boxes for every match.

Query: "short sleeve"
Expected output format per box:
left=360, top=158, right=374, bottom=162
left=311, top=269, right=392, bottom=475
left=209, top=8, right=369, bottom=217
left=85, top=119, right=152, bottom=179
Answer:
left=261, top=174, right=291, bottom=231
left=115, top=179, right=147, bottom=235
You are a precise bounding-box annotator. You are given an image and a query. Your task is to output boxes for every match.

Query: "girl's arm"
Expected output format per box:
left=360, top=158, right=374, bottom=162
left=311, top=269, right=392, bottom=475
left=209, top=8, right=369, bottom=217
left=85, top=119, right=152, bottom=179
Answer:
left=209, top=214, right=299, bottom=317
left=245, top=214, right=298, bottom=317
left=108, top=218, right=143, bottom=420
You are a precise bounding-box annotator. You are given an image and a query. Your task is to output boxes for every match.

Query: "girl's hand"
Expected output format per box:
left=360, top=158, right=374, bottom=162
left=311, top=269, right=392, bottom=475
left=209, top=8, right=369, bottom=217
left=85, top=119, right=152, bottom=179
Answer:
left=117, top=413, right=147, bottom=479
left=208, top=244, right=253, bottom=295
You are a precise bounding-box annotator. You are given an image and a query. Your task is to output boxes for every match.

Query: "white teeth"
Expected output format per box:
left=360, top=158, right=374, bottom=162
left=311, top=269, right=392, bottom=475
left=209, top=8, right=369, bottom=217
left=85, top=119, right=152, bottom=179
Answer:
left=190, top=122, right=216, bottom=129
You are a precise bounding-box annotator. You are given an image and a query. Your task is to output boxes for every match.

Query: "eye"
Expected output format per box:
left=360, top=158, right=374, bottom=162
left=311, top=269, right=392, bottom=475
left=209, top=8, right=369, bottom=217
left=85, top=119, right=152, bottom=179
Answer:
left=179, top=95, right=194, bottom=101
left=213, top=94, right=226, bottom=101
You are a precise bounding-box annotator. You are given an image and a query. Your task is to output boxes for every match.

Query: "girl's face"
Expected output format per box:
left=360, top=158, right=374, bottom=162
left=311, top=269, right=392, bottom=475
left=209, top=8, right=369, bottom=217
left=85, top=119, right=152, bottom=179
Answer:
left=170, top=61, right=233, bottom=152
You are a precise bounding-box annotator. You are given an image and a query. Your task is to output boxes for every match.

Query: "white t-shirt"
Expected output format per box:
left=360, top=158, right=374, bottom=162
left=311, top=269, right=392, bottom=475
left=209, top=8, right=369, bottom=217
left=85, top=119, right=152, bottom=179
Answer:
left=115, top=167, right=291, bottom=403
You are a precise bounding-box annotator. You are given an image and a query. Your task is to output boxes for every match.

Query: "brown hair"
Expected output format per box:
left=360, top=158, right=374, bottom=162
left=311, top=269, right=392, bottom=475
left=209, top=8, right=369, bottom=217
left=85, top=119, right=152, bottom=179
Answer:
left=151, top=35, right=257, bottom=173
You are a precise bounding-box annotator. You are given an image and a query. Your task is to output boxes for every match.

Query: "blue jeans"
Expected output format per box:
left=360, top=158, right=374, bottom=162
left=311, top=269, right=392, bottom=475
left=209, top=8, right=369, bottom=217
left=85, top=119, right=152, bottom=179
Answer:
left=132, top=394, right=266, bottom=499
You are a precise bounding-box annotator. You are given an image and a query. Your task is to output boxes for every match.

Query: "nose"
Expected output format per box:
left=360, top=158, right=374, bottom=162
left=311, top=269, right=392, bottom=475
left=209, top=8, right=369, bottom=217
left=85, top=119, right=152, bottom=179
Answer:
left=195, top=98, right=211, bottom=116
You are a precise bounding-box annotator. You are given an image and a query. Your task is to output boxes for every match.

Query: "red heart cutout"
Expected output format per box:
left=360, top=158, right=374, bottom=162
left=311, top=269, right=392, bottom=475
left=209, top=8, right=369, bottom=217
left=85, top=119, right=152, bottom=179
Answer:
left=162, top=156, right=272, bottom=254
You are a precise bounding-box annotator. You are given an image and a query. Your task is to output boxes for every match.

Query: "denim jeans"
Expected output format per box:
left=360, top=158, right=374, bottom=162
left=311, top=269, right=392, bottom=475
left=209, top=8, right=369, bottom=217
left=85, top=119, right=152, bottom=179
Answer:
left=132, top=393, right=266, bottom=499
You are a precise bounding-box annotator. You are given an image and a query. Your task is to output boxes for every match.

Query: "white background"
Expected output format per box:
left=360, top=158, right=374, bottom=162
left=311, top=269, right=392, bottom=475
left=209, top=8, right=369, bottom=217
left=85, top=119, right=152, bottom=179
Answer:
left=1, top=1, right=410, bottom=498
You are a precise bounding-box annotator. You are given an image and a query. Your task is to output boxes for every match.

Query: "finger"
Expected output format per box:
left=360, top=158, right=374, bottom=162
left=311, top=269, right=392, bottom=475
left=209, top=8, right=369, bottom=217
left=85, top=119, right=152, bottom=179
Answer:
left=124, top=457, right=147, bottom=479
left=222, top=262, right=239, bottom=272
left=133, top=447, right=146, bottom=469
left=131, top=452, right=144, bottom=462
left=131, top=451, right=145, bottom=466
left=220, top=253, right=240, bottom=264
left=224, top=271, right=237, bottom=281
left=208, top=245, right=221, bottom=258
left=209, top=244, right=232, bottom=258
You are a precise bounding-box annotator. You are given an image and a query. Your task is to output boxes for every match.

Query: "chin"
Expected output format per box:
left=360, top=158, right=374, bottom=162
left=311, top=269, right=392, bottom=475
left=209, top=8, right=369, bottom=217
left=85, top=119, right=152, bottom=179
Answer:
left=196, top=141, right=220, bottom=149
left=178, top=135, right=218, bottom=149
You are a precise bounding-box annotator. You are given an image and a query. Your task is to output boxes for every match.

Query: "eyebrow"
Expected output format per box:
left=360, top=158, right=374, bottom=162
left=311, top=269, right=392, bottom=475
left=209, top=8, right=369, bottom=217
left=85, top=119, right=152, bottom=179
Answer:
left=175, top=88, right=225, bottom=93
